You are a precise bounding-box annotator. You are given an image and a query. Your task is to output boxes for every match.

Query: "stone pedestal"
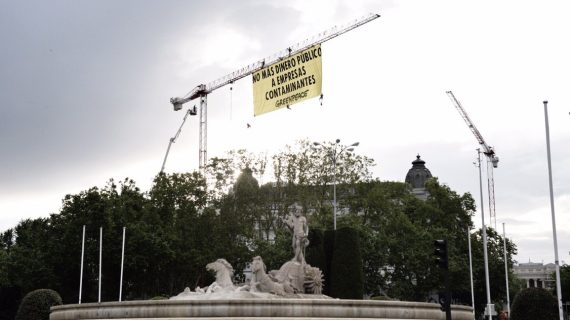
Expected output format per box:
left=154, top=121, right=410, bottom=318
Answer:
left=51, top=298, right=473, bottom=320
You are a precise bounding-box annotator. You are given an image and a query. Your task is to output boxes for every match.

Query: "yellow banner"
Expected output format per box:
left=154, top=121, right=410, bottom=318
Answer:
left=252, top=45, right=322, bottom=116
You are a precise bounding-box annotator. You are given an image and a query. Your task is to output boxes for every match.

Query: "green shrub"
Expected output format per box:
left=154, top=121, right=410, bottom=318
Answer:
left=15, top=289, right=62, bottom=320
left=510, top=287, right=558, bottom=320
left=329, top=227, right=364, bottom=299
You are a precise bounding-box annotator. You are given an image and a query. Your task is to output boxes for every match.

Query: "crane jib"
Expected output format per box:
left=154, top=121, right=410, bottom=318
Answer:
left=173, top=14, right=379, bottom=104
left=166, top=13, right=380, bottom=171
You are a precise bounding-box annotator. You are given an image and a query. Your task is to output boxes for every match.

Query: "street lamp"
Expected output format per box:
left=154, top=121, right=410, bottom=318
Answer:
left=313, top=139, right=359, bottom=230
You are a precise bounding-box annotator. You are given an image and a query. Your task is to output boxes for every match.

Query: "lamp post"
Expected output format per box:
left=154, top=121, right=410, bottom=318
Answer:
left=313, top=139, right=359, bottom=230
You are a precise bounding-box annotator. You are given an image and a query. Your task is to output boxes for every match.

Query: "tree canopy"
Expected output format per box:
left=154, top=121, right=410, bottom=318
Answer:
left=1, top=140, right=519, bottom=320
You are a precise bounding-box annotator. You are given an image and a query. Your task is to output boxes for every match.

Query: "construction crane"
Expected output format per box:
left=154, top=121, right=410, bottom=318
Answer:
left=160, top=105, right=197, bottom=173
left=170, top=13, right=380, bottom=170
left=446, top=91, right=499, bottom=229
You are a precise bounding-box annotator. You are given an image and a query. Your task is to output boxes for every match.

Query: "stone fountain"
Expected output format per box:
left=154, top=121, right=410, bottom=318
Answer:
left=50, top=207, right=473, bottom=320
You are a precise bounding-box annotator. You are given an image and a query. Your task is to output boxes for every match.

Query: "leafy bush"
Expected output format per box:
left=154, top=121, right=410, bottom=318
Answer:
left=329, top=227, right=364, bottom=299
left=510, top=287, right=558, bottom=320
left=15, top=289, right=62, bottom=320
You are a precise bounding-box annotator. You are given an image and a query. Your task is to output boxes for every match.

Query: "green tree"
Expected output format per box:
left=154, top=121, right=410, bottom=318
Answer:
left=335, top=178, right=478, bottom=301
left=146, top=172, right=213, bottom=295
left=469, top=227, right=518, bottom=317
left=37, top=179, right=147, bottom=302
left=271, top=139, right=375, bottom=228
left=0, top=229, right=22, bottom=320
left=0, top=140, right=521, bottom=310
left=4, top=218, right=57, bottom=296
left=204, top=149, right=268, bottom=202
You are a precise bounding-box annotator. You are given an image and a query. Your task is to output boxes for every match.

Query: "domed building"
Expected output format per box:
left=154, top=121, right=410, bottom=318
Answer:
left=405, top=154, right=433, bottom=200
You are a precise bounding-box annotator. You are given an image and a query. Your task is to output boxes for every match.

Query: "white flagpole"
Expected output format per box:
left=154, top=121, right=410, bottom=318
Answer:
left=98, top=227, right=102, bottom=303
left=542, top=100, right=564, bottom=320
left=119, top=227, right=126, bottom=302
left=78, top=225, right=85, bottom=304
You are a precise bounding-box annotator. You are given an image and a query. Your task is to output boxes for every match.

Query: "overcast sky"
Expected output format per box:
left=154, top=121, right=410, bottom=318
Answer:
left=1, top=0, right=569, bottom=265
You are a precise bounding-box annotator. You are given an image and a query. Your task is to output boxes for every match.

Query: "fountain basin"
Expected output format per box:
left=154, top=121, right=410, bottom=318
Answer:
left=51, top=298, right=473, bottom=320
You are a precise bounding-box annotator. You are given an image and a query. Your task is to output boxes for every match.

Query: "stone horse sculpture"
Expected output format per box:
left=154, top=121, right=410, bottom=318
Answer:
left=249, top=256, right=294, bottom=296
left=203, top=258, right=238, bottom=293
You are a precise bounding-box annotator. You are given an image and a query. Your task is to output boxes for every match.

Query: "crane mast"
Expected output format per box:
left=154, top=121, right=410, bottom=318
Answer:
left=446, top=91, right=499, bottom=228
left=170, top=13, right=380, bottom=170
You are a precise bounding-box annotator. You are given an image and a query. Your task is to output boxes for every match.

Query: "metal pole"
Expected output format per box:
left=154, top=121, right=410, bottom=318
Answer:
left=78, top=225, right=85, bottom=304
left=98, top=227, right=102, bottom=303
left=119, top=227, right=126, bottom=302
left=503, top=223, right=511, bottom=316
left=316, top=139, right=357, bottom=231
left=478, top=149, right=493, bottom=320
left=333, top=153, right=337, bottom=231
left=199, top=95, right=208, bottom=172
left=444, top=253, right=452, bottom=320
left=468, top=228, right=475, bottom=320
left=543, top=100, right=564, bottom=320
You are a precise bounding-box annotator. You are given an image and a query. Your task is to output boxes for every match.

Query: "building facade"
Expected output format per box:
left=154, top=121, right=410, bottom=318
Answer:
left=513, top=262, right=557, bottom=289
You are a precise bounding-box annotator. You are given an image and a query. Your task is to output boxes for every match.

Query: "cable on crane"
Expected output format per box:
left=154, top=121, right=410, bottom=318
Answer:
left=229, top=81, right=233, bottom=120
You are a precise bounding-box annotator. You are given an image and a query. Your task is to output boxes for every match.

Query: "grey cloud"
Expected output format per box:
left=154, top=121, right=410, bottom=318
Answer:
left=0, top=1, right=237, bottom=193
left=512, top=229, right=570, bottom=264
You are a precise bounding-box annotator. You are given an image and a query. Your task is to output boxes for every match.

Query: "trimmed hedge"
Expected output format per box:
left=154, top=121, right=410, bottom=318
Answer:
left=510, top=287, right=558, bottom=320
left=15, top=289, right=62, bottom=320
left=329, top=227, right=364, bottom=299
left=322, top=229, right=336, bottom=296
left=306, top=228, right=326, bottom=273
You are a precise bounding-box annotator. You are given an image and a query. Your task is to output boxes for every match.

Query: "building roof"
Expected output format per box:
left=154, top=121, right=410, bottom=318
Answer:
left=405, top=154, right=433, bottom=189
